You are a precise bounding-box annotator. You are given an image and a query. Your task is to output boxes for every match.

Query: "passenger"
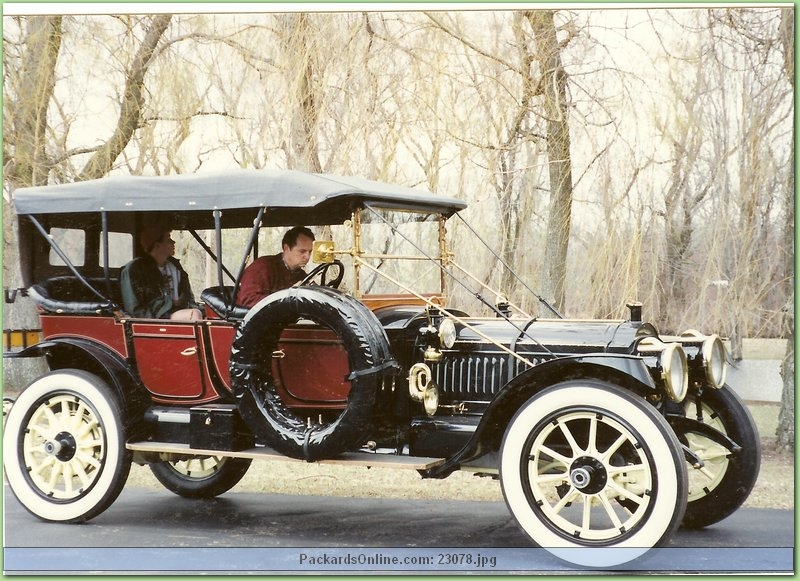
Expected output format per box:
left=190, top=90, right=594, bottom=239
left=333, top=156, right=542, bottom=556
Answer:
left=236, top=226, right=315, bottom=308
left=120, top=225, right=202, bottom=321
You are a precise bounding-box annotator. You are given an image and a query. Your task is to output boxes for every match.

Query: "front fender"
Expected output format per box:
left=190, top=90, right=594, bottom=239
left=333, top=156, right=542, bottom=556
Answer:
left=668, top=416, right=741, bottom=454
left=421, top=354, right=656, bottom=479
left=10, top=337, right=151, bottom=438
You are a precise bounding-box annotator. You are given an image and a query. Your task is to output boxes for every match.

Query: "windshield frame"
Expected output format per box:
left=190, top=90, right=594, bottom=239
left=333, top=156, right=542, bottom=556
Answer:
left=348, top=204, right=450, bottom=302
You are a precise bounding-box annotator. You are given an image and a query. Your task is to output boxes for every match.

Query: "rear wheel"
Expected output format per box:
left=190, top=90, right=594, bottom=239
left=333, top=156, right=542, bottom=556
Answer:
left=3, top=370, right=131, bottom=523
left=500, top=380, right=687, bottom=567
left=149, top=455, right=252, bottom=498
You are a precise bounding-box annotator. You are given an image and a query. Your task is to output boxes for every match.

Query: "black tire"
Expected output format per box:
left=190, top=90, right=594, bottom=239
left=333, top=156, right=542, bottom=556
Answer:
left=230, top=286, right=396, bottom=461
left=500, top=380, right=687, bottom=567
left=3, top=370, right=131, bottom=523
left=149, top=456, right=252, bottom=498
left=678, top=386, right=760, bottom=528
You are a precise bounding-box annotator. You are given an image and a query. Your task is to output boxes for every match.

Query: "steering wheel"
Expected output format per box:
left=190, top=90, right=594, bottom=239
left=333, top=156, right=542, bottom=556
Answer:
left=299, top=260, right=344, bottom=289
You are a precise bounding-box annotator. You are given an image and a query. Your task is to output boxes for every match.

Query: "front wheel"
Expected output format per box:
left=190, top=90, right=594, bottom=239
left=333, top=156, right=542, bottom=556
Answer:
left=500, top=380, right=687, bottom=567
left=679, top=386, right=760, bottom=528
left=3, top=370, right=131, bottom=523
left=149, top=455, right=252, bottom=498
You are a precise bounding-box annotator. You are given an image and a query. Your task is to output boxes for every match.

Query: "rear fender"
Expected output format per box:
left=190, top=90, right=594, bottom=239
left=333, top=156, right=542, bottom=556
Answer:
left=10, top=338, right=151, bottom=438
left=421, top=354, right=657, bottom=478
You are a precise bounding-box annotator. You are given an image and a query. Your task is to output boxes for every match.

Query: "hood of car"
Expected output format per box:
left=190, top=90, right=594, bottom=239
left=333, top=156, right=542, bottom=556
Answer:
left=452, top=317, right=643, bottom=355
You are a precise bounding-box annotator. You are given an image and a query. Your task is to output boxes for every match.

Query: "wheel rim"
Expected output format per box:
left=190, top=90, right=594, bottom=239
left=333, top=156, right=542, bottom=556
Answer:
left=684, top=401, right=729, bottom=502
left=521, top=409, right=655, bottom=543
left=20, top=393, right=106, bottom=501
left=163, top=455, right=227, bottom=480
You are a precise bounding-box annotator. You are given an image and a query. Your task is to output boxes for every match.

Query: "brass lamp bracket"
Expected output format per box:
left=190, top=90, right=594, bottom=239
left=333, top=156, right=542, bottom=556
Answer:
left=312, top=240, right=336, bottom=264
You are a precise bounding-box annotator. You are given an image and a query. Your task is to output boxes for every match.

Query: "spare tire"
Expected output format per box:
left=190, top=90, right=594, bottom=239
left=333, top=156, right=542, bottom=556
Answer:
left=229, top=286, right=398, bottom=461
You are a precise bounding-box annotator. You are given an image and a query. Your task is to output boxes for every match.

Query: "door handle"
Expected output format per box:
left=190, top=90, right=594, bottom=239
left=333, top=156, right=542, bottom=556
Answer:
left=180, top=347, right=198, bottom=356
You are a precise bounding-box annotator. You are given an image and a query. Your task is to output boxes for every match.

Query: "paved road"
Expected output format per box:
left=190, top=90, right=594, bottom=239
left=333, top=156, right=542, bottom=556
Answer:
left=3, top=485, right=793, bottom=574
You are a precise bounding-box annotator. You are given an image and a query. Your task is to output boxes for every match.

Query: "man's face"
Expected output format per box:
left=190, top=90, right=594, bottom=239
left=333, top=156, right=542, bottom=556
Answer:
left=283, top=234, right=313, bottom=271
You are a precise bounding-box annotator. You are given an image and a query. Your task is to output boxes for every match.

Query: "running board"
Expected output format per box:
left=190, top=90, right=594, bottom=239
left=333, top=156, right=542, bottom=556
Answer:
left=127, top=440, right=447, bottom=471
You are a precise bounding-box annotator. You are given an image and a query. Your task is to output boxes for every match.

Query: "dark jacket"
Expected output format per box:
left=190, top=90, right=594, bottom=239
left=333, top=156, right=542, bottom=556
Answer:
left=120, top=254, right=196, bottom=319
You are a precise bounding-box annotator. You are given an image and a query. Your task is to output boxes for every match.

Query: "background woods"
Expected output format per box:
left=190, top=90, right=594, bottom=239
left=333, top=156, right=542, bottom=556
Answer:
left=2, top=8, right=794, bottom=442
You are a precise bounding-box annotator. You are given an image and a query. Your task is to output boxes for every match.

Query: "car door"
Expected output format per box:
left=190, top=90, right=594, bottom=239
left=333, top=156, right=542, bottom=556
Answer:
left=130, top=320, right=206, bottom=400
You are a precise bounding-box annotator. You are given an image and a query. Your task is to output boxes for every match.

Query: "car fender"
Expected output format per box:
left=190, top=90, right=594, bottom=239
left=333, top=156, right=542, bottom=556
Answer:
left=421, top=354, right=657, bottom=479
left=10, top=337, right=151, bottom=437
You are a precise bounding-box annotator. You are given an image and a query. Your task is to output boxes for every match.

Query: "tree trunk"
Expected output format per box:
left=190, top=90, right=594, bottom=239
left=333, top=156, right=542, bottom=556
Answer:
left=282, top=13, right=324, bottom=173
left=6, top=16, right=62, bottom=188
left=526, top=10, right=573, bottom=314
left=775, top=7, right=794, bottom=451
left=3, top=15, right=172, bottom=393
left=494, top=13, right=536, bottom=300
left=3, top=16, right=63, bottom=393
left=776, top=303, right=794, bottom=451
left=660, top=153, right=694, bottom=334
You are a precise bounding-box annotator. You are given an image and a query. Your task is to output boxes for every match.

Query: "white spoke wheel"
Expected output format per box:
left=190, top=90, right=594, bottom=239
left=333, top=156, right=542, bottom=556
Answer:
left=500, top=380, right=687, bottom=567
left=149, top=455, right=252, bottom=498
left=680, top=386, right=760, bottom=528
left=3, top=370, right=130, bottom=523
left=684, top=405, right=729, bottom=503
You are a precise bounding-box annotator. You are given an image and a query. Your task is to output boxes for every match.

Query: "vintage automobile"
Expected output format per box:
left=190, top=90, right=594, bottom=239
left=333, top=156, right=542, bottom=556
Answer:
left=3, top=170, right=759, bottom=567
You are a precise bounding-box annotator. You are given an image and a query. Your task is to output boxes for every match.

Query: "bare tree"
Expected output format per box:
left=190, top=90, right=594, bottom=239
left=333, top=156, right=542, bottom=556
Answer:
left=420, top=11, right=576, bottom=312
left=78, top=15, right=172, bottom=180
left=653, top=79, right=707, bottom=334
left=2, top=14, right=173, bottom=390
left=2, top=16, right=63, bottom=389
left=276, top=13, right=324, bottom=173
left=525, top=10, right=574, bottom=314
left=4, top=16, right=62, bottom=189
left=3, top=10, right=792, bottom=392
left=776, top=6, right=794, bottom=452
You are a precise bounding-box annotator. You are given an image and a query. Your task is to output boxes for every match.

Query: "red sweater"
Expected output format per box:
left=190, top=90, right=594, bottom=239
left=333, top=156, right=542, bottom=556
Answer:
left=236, top=253, right=307, bottom=308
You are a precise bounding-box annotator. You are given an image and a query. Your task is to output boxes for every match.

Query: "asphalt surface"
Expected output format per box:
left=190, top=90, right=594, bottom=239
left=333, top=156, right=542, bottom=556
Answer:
left=3, top=484, right=794, bottom=574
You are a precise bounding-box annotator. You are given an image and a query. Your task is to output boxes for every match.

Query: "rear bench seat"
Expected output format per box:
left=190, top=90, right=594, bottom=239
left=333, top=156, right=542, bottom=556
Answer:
left=27, top=276, right=122, bottom=315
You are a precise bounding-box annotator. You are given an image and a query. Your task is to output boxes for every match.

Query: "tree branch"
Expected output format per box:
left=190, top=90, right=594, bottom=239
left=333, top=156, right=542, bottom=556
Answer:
left=424, top=12, right=521, bottom=75
left=77, top=14, right=172, bottom=181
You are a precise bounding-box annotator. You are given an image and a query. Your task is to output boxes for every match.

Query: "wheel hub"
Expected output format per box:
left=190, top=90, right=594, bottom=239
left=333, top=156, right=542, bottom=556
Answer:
left=44, top=431, right=77, bottom=462
left=569, top=455, right=607, bottom=494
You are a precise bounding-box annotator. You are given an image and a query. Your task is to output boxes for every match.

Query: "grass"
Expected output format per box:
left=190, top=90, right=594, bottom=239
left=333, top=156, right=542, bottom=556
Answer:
left=126, top=401, right=794, bottom=510
left=744, top=402, right=794, bottom=510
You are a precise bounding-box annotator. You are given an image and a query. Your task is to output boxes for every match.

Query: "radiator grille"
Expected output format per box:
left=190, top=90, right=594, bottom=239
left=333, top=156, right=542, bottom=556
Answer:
left=431, top=351, right=532, bottom=400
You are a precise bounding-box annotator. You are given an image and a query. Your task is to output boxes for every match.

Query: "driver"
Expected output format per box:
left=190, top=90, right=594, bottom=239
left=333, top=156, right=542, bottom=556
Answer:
left=236, top=226, right=315, bottom=308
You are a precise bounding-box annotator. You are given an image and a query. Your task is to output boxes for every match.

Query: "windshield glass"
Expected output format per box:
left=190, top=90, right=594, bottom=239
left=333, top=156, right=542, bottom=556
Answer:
left=356, top=206, right=443, bottom=296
